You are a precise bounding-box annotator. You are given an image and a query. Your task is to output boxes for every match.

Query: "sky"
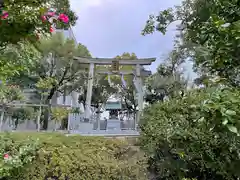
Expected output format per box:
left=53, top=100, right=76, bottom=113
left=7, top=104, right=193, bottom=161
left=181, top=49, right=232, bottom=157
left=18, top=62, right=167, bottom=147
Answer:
left=69, top=0, right=196, bottom=80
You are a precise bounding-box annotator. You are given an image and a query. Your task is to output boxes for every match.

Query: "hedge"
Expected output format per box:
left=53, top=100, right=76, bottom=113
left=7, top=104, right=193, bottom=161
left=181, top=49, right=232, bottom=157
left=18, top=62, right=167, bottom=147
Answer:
left=140, top=87, right=240, bottom=180
left=0, top=132, right=147, bottom=180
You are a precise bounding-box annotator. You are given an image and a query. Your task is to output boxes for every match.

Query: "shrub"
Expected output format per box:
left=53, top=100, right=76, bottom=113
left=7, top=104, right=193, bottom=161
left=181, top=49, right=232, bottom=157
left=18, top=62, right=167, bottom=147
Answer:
left=140, top=87, right=240, bottom=180
left=0, top=133, right=39, bottom=179
left=0, top=133, right=147, bottom=180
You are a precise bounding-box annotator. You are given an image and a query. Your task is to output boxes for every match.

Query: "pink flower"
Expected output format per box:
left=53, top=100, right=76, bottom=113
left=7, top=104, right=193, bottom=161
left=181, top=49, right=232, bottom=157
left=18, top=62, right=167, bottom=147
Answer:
left=1, top=12, right=8, bottom=19
left=50, top=27, right=54, bottom=33
left=41, top=15, right=47, bottom=22
left=3, top=153, right=9, bottom=159
left=58, top=13, right=69, bottom=24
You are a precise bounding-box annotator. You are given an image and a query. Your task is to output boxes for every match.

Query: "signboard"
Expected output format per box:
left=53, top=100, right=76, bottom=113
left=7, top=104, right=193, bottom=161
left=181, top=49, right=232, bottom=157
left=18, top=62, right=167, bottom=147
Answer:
left=111, top=60, right=119, bottom=72
left=105, top=102, right=122, bottom=110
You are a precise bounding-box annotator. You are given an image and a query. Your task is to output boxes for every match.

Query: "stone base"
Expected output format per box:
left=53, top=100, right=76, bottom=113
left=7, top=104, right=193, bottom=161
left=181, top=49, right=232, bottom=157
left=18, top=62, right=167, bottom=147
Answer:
left=70, top=129, right=140, bottom=137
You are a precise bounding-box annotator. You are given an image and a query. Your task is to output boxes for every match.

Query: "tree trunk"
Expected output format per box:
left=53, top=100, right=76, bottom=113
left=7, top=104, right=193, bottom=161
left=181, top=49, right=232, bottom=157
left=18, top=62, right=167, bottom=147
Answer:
left=43, top=86, right=57, bottom=130
left=0, top=109, right=5, bottom=131
left=96, top=105, right=101, bottom=130
left=133, top=106, right=137, bottom=130
left=43, top=98, right=51, bottom=130
left=14, top=118, right=19, bottom=130
left=54, top=120, right=58, bottom=131
left=37, top=106, right=42, bottom=132
left=61, top=117, right=68, bottom=130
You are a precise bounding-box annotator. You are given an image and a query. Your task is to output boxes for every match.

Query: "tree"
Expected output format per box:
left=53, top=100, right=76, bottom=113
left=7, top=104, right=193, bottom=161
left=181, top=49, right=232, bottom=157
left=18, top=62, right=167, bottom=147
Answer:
left=78, top=74, right=117, bottom=110
left=10, top=107, right=35, bottom=129
left=0, top=42, right=41, bottom=82
left=9, top=32, right=91, bottom=130
left=35, top=77, right=57, bottom=131
left=111, top=52, right=144, bottom=112
left=51, top=107, right=70, bottom=130
left=0, top=84, right=23, bottom=131
left=145, top=49, right=188, bottom=104
left=142, top=0, right=240, bottom=87
left=114, top=53, right=136, bottom=110
left=35, top=32, right=91, bottom=129
left=140, top=87, right=240, bottom=179
left=35, top=32, right=90, bottom=99
left=0, top=0, right=77, bottom=46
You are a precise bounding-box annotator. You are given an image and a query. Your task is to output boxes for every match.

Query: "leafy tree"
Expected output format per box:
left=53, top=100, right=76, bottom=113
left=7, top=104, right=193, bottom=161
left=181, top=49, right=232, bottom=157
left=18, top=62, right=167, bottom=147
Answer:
left=0, top=0, right=77, bottom=46
left=0, top=84, right=23, bottom=131
left=113, top=53, right=138, bottom=110
left=9, top=32, right=91, bottom=129
left=33, top=32, right=91, bottom=129
left=145, top=49, right=187, bottom=104
left=0, top=42, right=41, bottom=82
left=9, top=32, right=91, bottom=130
left=193, top=75, right=209, bottom=87
left=10, top=107, right=35, bottom=129
left=110, top=52, right=149, bottom=112
left=34, top=77, right=57, bottom=130
left=141, top=1, right=240, bottom=178
left=78, top=74, right=117, bottom=110
left=142, top=0, right=240, bottom=87
left=0, top=84, right=23, bottom=104
left=140, top=87, right=240, bottom=179
left=34, top=32, right=90, bottom=100
left=51, top=107, right=70, bottom=130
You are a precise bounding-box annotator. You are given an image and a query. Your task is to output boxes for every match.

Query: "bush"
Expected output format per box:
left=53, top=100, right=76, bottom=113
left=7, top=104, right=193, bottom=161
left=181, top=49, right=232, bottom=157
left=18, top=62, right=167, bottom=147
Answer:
left=140, top=87, right=240, bottom=180
left=0, top=133, right=39, bottom=178
left=0, top=133, right=147, bottom=180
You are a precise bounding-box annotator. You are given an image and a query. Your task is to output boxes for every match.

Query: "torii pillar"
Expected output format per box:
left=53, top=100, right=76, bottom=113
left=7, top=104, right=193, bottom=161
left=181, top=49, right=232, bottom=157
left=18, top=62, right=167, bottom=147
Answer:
left=85, top=63, right=94, bottom=121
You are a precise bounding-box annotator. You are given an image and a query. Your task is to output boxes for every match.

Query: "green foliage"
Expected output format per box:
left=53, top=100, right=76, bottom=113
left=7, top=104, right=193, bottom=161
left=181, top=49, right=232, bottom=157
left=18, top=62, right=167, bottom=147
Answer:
left=0, top=84, right=23, bottom=104
left=36, top=77, right=57, bottom=94
left=140, top=87, right=240, bottom=179
left=145, top=50, right=187, bottom=104
left=112, top=52, right=144, bottom=110
left=78, top=73, right=117, bottom=108
left=51, top=107, right=70, bottom=123
left=0, top=0, right=77, bottom=46
left=1, top=133, right=147, bottom=180
left=34, top=32, right=91, bottom=99
left=142, top=0, right=240, bottom=86
left=11, top=107, right=35, bottom=121
left=8, top=32, right=92, bottom=130
left=0, top=134, right=39, bottom=178
left=71, top=107, right=81, bottom=114
left=0, top=42, right=41, bottom=81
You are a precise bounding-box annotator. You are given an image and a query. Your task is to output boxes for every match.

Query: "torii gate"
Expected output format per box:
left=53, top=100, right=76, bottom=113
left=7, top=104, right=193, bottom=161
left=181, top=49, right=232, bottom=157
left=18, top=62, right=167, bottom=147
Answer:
left=73, top=57, right=155, bottom=127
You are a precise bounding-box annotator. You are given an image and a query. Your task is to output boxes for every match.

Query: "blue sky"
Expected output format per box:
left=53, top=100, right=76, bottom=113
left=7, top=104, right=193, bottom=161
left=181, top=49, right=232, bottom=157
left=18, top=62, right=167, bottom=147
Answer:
left=69, top=0, right=196, bottom=80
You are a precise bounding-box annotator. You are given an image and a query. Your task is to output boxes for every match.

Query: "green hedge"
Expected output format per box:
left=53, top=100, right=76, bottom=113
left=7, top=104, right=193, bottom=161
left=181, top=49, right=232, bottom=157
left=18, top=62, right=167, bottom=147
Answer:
left=0, top=133, right=147, bottom=180
left=140, top=87, right=240, bottom=180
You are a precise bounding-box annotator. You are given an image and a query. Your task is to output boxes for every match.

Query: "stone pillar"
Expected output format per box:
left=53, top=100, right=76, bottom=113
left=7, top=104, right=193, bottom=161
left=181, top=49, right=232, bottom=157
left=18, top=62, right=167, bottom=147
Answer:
left=135, top=64, right=143, bottom=129
left=85, top=63, right=94, bottom=121
left=71, top=91, right=79, bottom=107
left=136, top=64, right=144, bottom=112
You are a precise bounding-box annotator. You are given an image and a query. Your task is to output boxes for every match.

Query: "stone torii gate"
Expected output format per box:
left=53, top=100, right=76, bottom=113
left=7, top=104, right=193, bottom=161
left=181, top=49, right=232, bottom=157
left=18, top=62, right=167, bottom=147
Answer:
left=73, top=57, right=155, bottom=127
